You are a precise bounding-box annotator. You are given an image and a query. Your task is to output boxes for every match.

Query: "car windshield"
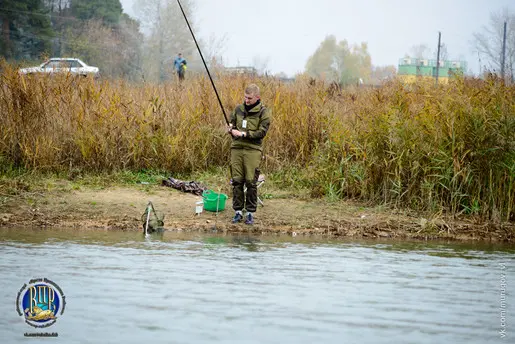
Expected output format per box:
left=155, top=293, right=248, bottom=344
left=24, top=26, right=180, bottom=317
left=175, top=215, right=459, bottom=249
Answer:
left=43, top=61, right=63, bottom=69
left=42, top=60, right=83, bottom=69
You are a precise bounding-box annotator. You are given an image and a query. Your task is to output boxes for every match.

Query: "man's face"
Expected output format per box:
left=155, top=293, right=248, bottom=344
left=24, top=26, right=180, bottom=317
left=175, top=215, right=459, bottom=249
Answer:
left=244, top=93, right=259, bottom=106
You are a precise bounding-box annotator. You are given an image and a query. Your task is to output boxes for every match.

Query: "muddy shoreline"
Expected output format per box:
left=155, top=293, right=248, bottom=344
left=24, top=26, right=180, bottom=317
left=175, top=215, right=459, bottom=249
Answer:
left=1, top=185, right=513, bottom=242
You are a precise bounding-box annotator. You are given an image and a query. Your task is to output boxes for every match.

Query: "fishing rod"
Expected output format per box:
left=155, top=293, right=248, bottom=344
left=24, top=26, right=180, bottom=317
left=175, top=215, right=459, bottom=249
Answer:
left=176, top=0, right=229, bottom=126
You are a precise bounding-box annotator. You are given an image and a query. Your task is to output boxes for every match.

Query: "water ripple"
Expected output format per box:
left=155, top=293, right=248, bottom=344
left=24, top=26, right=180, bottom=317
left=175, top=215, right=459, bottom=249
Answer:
left=1, top=228, right=513, bottom=344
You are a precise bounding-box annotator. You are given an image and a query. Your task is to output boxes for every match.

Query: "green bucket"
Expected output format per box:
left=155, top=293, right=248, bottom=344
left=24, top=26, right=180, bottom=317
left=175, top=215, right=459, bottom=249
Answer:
left=202, top=190, right=228, bottom=212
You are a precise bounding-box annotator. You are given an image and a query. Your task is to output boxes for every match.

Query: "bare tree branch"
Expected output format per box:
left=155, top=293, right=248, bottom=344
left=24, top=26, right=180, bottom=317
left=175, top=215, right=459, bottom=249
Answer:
left=473, top=7, right=514, bottom=79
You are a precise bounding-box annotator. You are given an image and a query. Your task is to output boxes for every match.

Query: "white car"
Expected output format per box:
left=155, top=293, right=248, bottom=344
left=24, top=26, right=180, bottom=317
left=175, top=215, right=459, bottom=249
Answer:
left=19, top=58, right=99, bottom=77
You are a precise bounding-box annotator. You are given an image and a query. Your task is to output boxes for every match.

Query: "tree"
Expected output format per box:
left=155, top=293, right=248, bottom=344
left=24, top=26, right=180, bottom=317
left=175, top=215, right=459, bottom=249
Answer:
left=1, top=1, right=26, bottom=58
left=203, top=32, right=227, bottom=70
left=340, top=41, right=372, bottom=85
left=435, top=42, right=449, bottom=61
left=43, top=0, right=71, bottom=12
left=0, top=0, right=54, bottom=60
left=409, top=44, right=431, bottom=59
left=252, top=55, right=269, bottom=75
left=305, top=35, right=339, bottom=82
left=305, top=35, right=372, bottom=85
left=59, top=15, right=143, bottom=79
left=70, top=0, right=122, bottom=26
left=134, top=0, right=197, bottom=82
left=116, top=13, right=144, bottom=80
left=42, top=0, right=72, bottom=56
left=370, top=65, right=397, bottom=85
left=473, top=7, right=514, bottom=81
left=19, top=0, right=54, bottom=59
left=41, top=0, right=143, bottom=79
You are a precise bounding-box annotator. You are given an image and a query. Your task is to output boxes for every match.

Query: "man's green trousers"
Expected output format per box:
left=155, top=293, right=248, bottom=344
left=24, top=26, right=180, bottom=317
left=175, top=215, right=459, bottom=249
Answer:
left=231, top=148, right=261, bottom=213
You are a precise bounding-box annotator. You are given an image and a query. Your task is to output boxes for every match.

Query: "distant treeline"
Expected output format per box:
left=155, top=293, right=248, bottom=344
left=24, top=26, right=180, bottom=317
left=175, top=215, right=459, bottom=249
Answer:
left=0, top=0, right=152, bottom=80
left=0, top=0, right=142, bottom=79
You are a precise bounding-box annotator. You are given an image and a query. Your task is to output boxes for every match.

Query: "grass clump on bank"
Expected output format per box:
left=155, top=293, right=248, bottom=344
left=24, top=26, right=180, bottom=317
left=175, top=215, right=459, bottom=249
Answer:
left=1, top=61, right=513, bottom=222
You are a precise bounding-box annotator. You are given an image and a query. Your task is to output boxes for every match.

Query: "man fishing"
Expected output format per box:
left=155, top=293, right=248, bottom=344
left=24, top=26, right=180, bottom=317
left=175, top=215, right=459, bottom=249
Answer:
left=175, top=1, right=271, bottom=224
left=227, top=84, right=271, bottom=225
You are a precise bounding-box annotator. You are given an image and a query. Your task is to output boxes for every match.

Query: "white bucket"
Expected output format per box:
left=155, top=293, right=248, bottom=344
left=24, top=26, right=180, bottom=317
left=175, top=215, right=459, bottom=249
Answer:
left=195, top=201, right=203, bottom=215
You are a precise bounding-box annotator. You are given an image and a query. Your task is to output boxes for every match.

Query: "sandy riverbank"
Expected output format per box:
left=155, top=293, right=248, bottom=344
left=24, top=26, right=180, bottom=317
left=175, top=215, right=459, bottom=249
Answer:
left=1, top=182, right=513, bottom=242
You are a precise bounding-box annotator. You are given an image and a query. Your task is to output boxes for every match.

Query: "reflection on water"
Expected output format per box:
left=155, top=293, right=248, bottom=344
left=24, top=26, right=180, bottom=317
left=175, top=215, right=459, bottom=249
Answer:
left=0, top=227, right=513, bottom=344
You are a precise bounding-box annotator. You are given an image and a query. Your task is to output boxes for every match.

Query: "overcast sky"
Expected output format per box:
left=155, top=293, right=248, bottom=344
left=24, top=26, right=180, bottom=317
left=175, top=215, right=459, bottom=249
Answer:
left=120, top=0, right=513, bottom=76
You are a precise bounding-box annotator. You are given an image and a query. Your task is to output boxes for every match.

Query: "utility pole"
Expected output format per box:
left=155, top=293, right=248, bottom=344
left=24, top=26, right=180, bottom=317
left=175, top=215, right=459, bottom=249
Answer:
left=435, top=31, right=441, bottom=85
left=478, top=51, right=482, bottom=77
left=501, top=21, right=507, bottom=80
left=154, top=0, right=165, bottom=83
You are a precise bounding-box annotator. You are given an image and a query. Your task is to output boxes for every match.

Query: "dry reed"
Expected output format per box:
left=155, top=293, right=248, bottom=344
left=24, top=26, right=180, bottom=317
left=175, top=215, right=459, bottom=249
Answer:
left=1, top=61, right=513, bottom=221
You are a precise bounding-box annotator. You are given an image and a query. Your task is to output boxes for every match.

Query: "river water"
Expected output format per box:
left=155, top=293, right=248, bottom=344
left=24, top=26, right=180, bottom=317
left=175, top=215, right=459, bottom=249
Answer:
left=0, top=228, right=513, bottom=343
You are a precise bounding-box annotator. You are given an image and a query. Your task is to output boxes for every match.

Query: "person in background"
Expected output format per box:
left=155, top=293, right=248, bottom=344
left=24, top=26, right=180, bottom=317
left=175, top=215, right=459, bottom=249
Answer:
left=174, top=53, right=187, bottom=80
left=226, top=84, right=271, bottom=225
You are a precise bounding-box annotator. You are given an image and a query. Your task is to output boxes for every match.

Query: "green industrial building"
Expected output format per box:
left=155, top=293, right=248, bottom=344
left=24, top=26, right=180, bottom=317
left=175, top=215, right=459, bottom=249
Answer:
left=398, top=58, right=467, bottom=83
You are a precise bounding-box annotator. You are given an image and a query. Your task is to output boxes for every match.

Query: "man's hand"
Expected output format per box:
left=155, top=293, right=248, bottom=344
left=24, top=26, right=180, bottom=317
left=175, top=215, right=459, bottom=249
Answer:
left=231, top=129, right=244, bottom=137
left=226, top=125, right=245, bottom=137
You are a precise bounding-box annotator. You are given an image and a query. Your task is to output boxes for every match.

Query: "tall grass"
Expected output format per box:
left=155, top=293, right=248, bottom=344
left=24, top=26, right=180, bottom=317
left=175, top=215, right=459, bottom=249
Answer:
left=1, top=61, right=513, bottom=221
